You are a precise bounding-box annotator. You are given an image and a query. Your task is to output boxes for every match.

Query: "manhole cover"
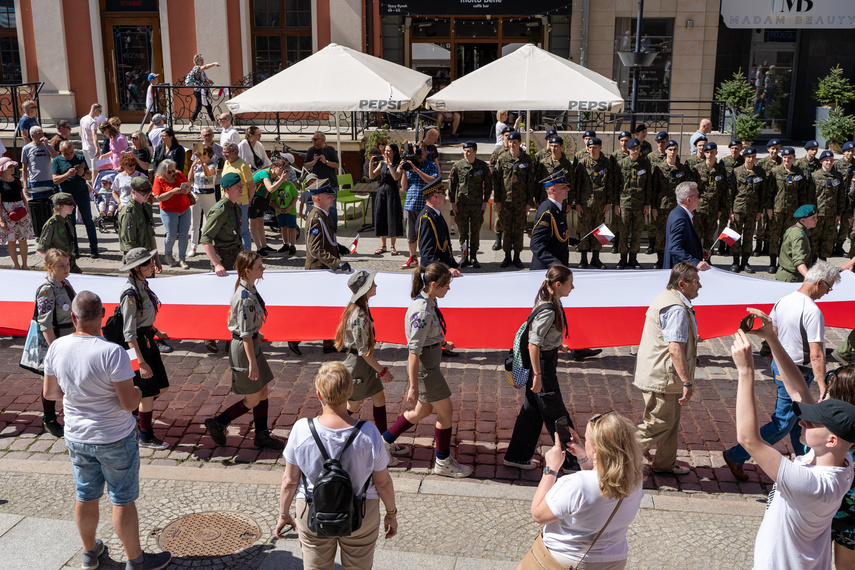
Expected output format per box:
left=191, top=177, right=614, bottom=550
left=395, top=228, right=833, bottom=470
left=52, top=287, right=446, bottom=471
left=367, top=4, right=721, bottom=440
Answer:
left=157, top=512, right=261, bottom=557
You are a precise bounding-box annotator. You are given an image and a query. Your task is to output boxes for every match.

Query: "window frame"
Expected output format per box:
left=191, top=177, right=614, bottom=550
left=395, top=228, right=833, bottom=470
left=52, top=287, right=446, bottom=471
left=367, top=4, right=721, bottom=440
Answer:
left=250, top=0, right=312, bottom=81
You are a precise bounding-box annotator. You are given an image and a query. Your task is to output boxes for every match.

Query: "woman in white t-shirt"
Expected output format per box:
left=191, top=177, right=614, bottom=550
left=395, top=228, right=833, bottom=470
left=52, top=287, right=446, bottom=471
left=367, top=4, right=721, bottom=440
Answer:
left=495, top=110, right=521, bottom=146
left=522, top=411, right=644, bottom=569
left=276, top=362, right=398, bottom=570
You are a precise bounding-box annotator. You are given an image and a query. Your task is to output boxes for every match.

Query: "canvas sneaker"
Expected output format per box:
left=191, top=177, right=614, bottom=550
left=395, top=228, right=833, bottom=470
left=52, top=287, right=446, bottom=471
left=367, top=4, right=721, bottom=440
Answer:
left=125, top=550, right=172, bottom=570
left=383, top=440, right=400, bottom=467
left=433, top=456, right=473, bottom=478
left=82, top=538, right=105, bottom=569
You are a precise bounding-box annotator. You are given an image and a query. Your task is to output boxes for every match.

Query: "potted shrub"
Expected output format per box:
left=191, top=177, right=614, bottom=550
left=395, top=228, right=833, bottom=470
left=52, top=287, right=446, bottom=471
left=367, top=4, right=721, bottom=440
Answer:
left=813, top=65, right=855, bottom=148
left=814, top=108, right=855, bottom=154
left=715, top=69, right=754, bottom=134
left=733, top=108, right=764, bottom=147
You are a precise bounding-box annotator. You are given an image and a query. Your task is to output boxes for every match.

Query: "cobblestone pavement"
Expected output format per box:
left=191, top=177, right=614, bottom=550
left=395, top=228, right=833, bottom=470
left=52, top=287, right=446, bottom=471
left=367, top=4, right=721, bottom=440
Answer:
left=0, top=458, right=764, bottom=569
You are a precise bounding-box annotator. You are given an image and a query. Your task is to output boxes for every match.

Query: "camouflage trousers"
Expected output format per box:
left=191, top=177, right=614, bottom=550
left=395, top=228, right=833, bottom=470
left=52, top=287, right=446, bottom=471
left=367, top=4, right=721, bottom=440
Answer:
left=578, top=201, right=607, bottom=252
left=838, top=217, right=852, bottom=245
left=653, top=204, right=677, bottom=253
left=769, top=210, right=796, bottom=256
left=693, top=212, right=720, bottom=250
left=756, top=214, right=770, bottom=242
left=455, top=201, right=484, bottom=255
left=811, top=215, right=837, bottom=258
left=501, top=202, right=528, bottom=254
left=731, top=213, right=759, bottom=256
left=619, top=205, right=645, bottom=255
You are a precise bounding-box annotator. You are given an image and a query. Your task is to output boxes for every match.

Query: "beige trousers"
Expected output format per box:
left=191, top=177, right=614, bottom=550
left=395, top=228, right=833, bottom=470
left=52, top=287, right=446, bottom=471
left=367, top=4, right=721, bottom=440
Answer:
left=636, top=391, right=682, bottom=472
left=295, top=497, right=381, bottom=570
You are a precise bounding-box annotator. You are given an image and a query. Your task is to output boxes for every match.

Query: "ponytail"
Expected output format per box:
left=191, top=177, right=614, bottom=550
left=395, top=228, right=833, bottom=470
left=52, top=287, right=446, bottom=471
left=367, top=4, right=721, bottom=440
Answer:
left=533, top=264, right=573, bottom=333
left=411, top=262, right=451, bottom=299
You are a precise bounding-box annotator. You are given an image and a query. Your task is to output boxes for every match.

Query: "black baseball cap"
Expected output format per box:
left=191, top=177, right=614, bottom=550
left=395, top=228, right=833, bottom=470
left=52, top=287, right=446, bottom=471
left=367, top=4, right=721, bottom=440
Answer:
left=794, top=399, right=855, bottom=443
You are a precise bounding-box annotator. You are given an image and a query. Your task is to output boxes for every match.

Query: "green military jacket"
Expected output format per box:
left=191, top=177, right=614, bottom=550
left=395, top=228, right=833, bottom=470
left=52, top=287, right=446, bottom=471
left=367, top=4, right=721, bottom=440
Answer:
left=776, top=223, right=811, bottom=282
left=495, top=149, right=535, bottom=205
left=536, top=153, right=574, bottom=204
left=721, top=155, right=745, bottom=186
left=834, top=158, right=855, bottom=187
left=118, top=200, right=155, bottom=253
left=639, top=139, right=653, bottom=158
left=575, top=152, right=613, bottom=208
left=616, top=155, right=653, bottom=208
left=810, top=168, right=844, bottom=217
left=649, top=151, right=667, bottom=167
left=449, top=158, right=492, bottom=205
left=36, top=214, right=75, bottom=256
left=796, top=156, right=821, bottom=179
left=692, top=160, right=730, bottom=218
left=757, top=155, right=782, bottom=178
left=731, top=164, right=770, bottom=215
left=685, top=153, right=705, bottom=170
left=768, top=164, right=809, bottom=215
left=652, top=160, right=691, bottom=212
left=199, top=197, right=242, bottom=250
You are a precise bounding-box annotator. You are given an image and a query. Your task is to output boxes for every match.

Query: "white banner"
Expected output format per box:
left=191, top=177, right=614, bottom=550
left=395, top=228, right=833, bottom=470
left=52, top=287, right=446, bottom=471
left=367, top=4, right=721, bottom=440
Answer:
left=722, top=0, right=855, bottom=29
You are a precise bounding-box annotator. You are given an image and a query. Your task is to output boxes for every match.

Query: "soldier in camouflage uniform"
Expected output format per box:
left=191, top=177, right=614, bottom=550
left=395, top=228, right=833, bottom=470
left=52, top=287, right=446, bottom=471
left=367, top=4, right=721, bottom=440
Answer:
left=811, top=150, right=845, bottom=260
left=719, top=139, right=745, bottom=255
left=118, top=177, right=162, bottom=273
left=36, top=192, right=81, bottom=273
left=536, top=135, right=574, bottom=207
left=534, top=129, right=558, bottom=163
left=609, top=131, right=632, bottom=253
left=574, top=137, right=613, bottom=269
left=573, top=130, right=597, bottom=165
left=766, top=147, right=809, bottom=273
left=615, top=138, right=652, bottom=269
left=833, top=141, right=855, bottom=256
left=489, top=125, right=511, bottom=251
left=449, top=141, right=491, bottom=268
left=684, top=136, right=707, bottom=170
left=795, top=140, right=821, bottom=179
left=649, top=131, right=671, bottom=167
left=729, top=147, right=769, bottom=274
left=495, top=131, right=535, bottom=268
left=755, top=139, right=782, bottom=256
left=635, top=124, right=653, bottom=158
left=691, top=142, right=729, bottom=253
left=651, top=140, right=691, bottom=268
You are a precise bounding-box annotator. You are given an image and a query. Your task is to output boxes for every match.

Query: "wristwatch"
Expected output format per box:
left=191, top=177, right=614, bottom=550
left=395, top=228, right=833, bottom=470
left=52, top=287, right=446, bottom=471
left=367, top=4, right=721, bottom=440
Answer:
left=683, top=381, right=693, bottom=387
left=543, top=466, right=560, bottom=477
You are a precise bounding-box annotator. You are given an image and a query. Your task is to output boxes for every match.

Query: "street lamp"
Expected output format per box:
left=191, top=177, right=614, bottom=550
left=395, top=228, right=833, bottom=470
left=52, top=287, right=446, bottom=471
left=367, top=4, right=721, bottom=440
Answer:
left=616, top=0, right=656, bottom=132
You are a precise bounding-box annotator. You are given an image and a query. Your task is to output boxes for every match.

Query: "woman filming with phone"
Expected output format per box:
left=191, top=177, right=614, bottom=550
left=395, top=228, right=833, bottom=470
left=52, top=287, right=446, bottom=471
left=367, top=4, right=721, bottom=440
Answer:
left=152, top=159, right=192, bottom=269
left=519, top=411, right=644, bottom=570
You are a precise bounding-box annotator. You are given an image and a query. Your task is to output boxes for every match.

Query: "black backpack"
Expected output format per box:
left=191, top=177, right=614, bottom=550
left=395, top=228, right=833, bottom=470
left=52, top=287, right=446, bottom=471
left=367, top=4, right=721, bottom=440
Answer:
left=301, top=419, right=371, bottom=537
left=101, top=288, right=138, bottom=349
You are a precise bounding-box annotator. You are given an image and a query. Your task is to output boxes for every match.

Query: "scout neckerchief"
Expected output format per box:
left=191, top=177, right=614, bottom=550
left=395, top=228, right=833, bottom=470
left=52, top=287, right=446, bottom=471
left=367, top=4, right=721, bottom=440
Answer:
left=416, top=292, right=446, bottom=335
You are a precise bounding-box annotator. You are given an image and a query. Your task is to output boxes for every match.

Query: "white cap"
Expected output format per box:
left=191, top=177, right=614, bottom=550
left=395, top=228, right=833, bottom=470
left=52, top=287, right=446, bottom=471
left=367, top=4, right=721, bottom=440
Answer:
left=283, top=153, right=295, bottom=165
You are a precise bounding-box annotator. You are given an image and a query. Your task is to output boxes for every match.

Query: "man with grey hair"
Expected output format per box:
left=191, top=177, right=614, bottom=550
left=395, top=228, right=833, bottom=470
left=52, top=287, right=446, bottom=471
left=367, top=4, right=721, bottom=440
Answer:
left=663, top=181, right=709, bottom=270
left=53, top=138, right=98, bottom=257
left=218, top=112, right=240, bottom=148
left=43, top=291, right=172, bottom=570
left=21, top=126, right=59, bottom=197
left=221, top=141, right=254, bottom=250
left=147, top=113, right=167, bottom=150
left=723, top=259, right=840, bottom=481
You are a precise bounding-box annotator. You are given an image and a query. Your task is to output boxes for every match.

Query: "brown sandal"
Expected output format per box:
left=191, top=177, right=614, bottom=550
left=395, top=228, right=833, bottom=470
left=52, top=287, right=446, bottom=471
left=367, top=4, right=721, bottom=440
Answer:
left=375, top=246, right=387, bottom=255
left=390, top=247, right=399, bottom=255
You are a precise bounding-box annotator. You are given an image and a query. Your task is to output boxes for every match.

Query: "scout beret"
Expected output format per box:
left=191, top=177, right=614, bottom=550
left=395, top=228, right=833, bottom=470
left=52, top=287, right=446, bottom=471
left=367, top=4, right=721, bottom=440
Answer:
left=583, top=130, right=596, bottom=138
left=804, top=140, right=819, bottom=150
left=780, top=147, right=795, bottom=156
left=51, top=192, right=75, bottom=206
left=220, top=172, right=242, bottom=189
left=742, top=147, right=757, bottom=156
left=819, top=150, right=835, bottom=161
left=422, top=177, right=445, bottom=197
left=635, top=123, right=648, bottom=133
left=587, top=137, right=602, bottom=147
left=655, top=131, right=669, bottom=142
left=728, top=139, right=742, bottom=148
left=844, top=141, right=855, bottom=152
left=462, top=140, right=477, bottom=149
left=541, top=169, right=568, bottom=188
left=548, top=136, right=564, bottom=145
left=507, top=132, right=521, bottom=141
left=766, top=139, right=781, bottom=148
left=794, top=204, right=817, bottom=218
left=130, top=176, right=152, bottom=192
left=665, top=140, right=678, bottom=149
left=626, top=138, right=641, bottom=149
left=618, top=131, right=632, bottom=140
left=703, top=142, right=717, bottom=152
left=545, top=129, right=557, bottom=139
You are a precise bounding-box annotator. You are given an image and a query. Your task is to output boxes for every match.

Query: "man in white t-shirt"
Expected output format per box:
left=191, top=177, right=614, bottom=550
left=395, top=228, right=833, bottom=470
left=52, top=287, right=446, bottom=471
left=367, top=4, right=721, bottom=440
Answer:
left=732, top=329, right=855, bottom=570
left=79, top=103, right=106, bottom=170
left=218, top=112, right=240, bottom=148
left=724, top=260, right=841, bottom=481
left=43, top=291, right=172, bottom=570
left=147, top=113, right=167, bottom=150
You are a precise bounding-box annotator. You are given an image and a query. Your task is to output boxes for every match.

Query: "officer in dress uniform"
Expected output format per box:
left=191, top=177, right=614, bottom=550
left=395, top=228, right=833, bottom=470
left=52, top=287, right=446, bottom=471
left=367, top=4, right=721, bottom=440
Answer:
left=449, top=141, right=491, bottom=268
left=304, top=177, right=351, bottom=272
left=776, top=204, right=816, bottom=283
left=767, top=147, right=808, bottom=273
left=574, top=137, right=613, bottom=269
left=36, top=192, right=80, bottom=273
left=417, top=177, right=461, bottom=275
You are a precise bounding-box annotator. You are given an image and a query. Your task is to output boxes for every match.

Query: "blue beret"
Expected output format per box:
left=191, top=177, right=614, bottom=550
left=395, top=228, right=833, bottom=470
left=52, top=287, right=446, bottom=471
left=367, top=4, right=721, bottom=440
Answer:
left=627, top=138, right=641, bottom=149
left=545, top=129, right=557, bottom=139
left=655, top=131, right=669, bottom=141
left=819, top=150, right=835, bottom=161
left=619, top=131, right=632, bottom=140
left=742, top=147, right=757, bottom=156
left=844, top=141, right=855, bottom=152
left=220, top=172, right=242, bottom=188
left=665, top=140, right=678, bottom=149
left=548, top=135, right=564, bottom=145
left=507, top=131, right=521, bottom=141
left=804, top=140, right=819, bottom=150
left=635, top=123, right=648, bottom=133
left=462, top=140, right=477, bottom=149
left=728, top=139, right=742, bottom=148
left=703, top=141, right=717, bottom=152
left=794, top=204, right=817, bottom=218
left=501, top=125, right=512, bottom=135
left=422, top=177, right=445, bottom=197
left=767, top=139, right=781, bottom=147
left=695, top=135, right=708, bottom=144
left=583, top=130, right=596, bottom=138
left=780, top=147, right=795, bottom=156
left=587, top=137, right=602, bottom=147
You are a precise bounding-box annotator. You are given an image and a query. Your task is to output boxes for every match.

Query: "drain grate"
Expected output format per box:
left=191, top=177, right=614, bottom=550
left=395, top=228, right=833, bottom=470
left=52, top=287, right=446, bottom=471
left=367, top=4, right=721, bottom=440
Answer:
left=157, top=511, right=261, bottom=557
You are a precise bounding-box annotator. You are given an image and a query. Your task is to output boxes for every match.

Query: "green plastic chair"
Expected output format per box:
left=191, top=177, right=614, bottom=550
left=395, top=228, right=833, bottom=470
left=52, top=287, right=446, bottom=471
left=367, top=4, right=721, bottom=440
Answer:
left=336, top=174, right=367, bottom=226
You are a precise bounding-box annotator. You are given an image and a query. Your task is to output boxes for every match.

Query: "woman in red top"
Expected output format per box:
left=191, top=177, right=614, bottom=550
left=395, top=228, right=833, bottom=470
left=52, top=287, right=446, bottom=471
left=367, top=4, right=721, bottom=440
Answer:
left=152, top=159, right=192, bottom=269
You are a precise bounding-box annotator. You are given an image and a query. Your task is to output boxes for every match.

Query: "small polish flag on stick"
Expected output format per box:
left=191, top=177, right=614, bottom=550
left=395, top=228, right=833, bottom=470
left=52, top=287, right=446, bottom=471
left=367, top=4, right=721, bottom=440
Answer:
left=589, top=223, right=615, bottom=245
left=350, top=234, right=360, bottom=255
left=462, top=240, right=468, bottom=260
left=717, top=227, right=741, bottom=246
left=126, top=348, right=139, bottom=372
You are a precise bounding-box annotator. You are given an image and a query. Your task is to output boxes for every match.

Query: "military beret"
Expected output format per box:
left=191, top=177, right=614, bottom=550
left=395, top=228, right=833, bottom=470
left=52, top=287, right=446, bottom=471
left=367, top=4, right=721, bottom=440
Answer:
left=780, top=147, right=795, bottom=156
left=703, top=141, right=717, bottom=152
left=635, top=123, right=648, bottom=133
left=548, top=135, right=564, bottom=145
left=130, top=176, right=152, bottom=192
left=587, top=137, right=602, bottom=147
left=742, top=147, right=757, bottom=156
left=766, top=139, right=781, bottom=148
left=507, top=131, right=521, bottom=141
left=541, top=169, right=568, bottom=188
left=794, top=204, right=817, bottom=218
left=728, top=139, right=743, bottom=148
left=462, top=140, right=477, bottom=150
left=655, top=131, right=669, bottom=142
left=545, top=129, right=557, bottom=139
left=51, top=192, right=75, bottom=206
left=618, top=131, right=632, bottom=140
left=695, top=135, right=708, bottom=144
left=583, top=130, right=596, bottom=138
left=804, top=140, right=819, bottom=150
left=819, top=150, right=835, bottom=161
left=844, top=141, right=855, bottom=152
left=501, top=125, right=512, bottom=135
left=422, top=176, right=445, bottom=197
left=220, top=172, right=242, bottom=189
left=665, top=140, right=678, bottom=149
left=626, top=138, right=641, bottom=149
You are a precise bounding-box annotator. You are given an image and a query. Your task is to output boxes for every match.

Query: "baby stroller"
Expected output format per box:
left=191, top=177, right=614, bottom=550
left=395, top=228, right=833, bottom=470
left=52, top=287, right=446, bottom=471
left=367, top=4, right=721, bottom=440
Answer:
left=93, top=170, right=118, bottom=234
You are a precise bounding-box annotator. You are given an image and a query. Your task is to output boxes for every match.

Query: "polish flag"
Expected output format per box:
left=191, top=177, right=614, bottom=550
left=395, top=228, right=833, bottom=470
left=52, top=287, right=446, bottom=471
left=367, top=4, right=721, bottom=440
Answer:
left=218, top=87, right=227, bottom=98
left=350, top=234, right=360, bottom=255
left=462, top=240, right=468, bottom=259
left=592, top=224, right=615, bottom=245
left=126, top=348, right=139, bottom=372
left=718, top=227, right=741, bottom=246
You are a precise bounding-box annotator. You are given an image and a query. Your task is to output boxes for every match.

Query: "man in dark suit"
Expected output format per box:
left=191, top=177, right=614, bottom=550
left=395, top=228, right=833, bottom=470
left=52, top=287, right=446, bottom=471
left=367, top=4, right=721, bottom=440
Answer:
left=663, top=181, right=710, bottom=270
left=530, top=169, right=578, bottom=270
left=417, top=177, right=461, bottom=276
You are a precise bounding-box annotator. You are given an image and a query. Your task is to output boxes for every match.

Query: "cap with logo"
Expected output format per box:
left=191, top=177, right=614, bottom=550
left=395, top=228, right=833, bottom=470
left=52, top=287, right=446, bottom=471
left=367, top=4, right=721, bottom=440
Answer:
left=548, top=135, right=564, bottom=145
left=819, top=150, right=835, bottom=161
left=804, top=140, right=819, bottom=150
left=742, top=147, right=757, bottom=156
left=843, top=141, right=855, bottom=152
left=545, top=129, right=557, bottom=139
left=540, top=169, right=568, bottom=188
left=665, top=140, right=678, bottom=150
left=462, top=141, right=477, bottom=150
left=587, top=137, right=602, bottom=147
left=780, top=147, right=795, bottom=157
left=728, top=139, right=743, bottom=148
left=507, top=132, right=522, bottom=141
left=583, top=130, right=597, bottom=138
left=767, top=139, right=781, bottom=148
left=422, top=176, right=445, bottom=197
left=635, top=123, right=648, bottom=133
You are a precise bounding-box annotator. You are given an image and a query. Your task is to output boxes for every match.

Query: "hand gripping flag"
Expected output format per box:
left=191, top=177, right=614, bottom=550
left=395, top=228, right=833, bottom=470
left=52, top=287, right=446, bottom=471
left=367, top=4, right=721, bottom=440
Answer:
left=350, top=234, right=360, bottom=255
left=718, top=227, right=741, bottom=246
left=592, top=223, right=615, bottom=245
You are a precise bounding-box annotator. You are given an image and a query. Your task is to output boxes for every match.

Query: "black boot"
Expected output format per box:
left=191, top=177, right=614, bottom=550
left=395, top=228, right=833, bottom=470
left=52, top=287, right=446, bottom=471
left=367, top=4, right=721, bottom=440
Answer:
left=579, top=251, right=589, bottom=269
left=653, top=252, right=663, bottom=269
left=590, top=250, right=605, bottom=269
left=460, top=255, right=471, bottom=268
left=645, top=237, right=655, bottom=255
left=629, top=253, right=642, bottom=269
left=492, top=233, right=503, bottom=251
left=717, top=242, right=729, bottom=256
left=470, top=254, right=481, bottom=269
left=768, top=255, right=777, bottom=274
left=512, top=252, right=524, bottom=269
left=500, top=252, right=512, bottom=268
left=254, top=429, right=285, bottom=451
left=611, top=235, right=620, bottom=253
left=752, top=240, right=762, bottom=257
left=730, top=255, right=741, bottom=272
left=833, top=242, right=846, bottom=257
left=741, top=255, right=755, bottom=274
left=616, top=254, right=628, bottom=270
left=761, top=241, right=769, bottom=255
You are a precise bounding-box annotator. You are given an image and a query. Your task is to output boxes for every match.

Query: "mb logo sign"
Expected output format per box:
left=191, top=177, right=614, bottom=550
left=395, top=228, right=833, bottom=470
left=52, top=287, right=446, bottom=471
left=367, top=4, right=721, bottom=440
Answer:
left=777, top=0, right=814, bottom=12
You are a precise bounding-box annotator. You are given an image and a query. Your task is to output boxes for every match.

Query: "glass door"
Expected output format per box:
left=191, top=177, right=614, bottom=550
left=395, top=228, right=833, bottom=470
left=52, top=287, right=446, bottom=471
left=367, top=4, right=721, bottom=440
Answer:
left=749, top=36, right=797, bottom=137
left=104, top=17, right=162, bottom=122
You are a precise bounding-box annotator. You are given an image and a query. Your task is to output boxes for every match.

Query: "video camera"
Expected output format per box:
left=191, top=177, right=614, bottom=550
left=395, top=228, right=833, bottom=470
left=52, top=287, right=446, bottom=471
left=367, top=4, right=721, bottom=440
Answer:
left=402, top=143, right=419, bottom=171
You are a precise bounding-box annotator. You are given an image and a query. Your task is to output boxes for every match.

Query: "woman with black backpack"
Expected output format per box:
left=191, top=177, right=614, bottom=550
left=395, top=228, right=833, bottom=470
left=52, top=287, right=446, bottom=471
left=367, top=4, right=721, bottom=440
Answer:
left=503, top=264, right=581, bottom=473
left=276, top=362, right=398, bottom=569
left=187, top=54, right=220, bottom=130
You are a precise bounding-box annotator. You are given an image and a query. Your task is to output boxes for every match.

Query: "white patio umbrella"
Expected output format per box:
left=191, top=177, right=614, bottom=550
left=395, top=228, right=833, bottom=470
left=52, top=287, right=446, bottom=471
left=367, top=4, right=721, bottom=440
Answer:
left=425, top=44, right=623, bottom=146
left=227, top=43, right=432, bottom=171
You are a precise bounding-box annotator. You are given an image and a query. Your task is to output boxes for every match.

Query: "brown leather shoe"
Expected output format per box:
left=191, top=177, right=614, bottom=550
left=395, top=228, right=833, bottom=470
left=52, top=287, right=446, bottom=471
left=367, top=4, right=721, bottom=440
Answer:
left=723, top=451, right=748, bottom=481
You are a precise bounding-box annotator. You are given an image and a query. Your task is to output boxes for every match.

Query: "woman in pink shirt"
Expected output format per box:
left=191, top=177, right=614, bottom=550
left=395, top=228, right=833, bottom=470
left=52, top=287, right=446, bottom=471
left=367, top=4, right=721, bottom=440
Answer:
left=99, top=122, right=129, bottom=170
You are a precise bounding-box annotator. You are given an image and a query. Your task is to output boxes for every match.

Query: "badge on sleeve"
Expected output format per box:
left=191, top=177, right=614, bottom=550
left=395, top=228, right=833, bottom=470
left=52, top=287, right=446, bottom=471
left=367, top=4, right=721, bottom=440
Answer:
left=312, top=227, right=320, bottom=235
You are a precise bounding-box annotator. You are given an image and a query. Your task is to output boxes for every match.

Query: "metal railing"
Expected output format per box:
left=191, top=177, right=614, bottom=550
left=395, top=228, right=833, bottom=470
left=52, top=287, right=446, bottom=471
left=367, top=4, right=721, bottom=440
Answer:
left=537, top=99, right=728, bottom=134
left=0, top=82, right=44, bottom=153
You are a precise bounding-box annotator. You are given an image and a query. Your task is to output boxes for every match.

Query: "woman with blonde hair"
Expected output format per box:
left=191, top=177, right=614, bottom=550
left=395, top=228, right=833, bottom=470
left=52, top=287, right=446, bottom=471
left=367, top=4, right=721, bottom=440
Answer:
left=276, top=362, right=397, bottom=569
left=128, top=129, right=152, bottom=172
left=188, top=53, right=220, bottom=129
left=238, top=125, right=271, bottom=172
left=521, top=411, right=644, bottom=569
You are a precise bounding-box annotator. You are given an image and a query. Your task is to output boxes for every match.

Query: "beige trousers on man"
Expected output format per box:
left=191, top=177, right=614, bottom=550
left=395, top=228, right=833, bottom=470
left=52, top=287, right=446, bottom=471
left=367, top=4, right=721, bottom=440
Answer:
left=636, top=391, right=682, bottom=472
left=295, top=497, right=381, bottom=570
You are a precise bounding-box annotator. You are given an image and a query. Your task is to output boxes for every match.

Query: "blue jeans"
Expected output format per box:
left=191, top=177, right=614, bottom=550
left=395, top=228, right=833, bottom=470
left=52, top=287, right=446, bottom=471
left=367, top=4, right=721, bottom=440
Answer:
left=238, top=204, right=252, bottom=250
left=66, top=431, right=140, bottom=505
left=160, top=208, right=191, bottom=260
left=727, top=359, right=813, bottom=465
left=68, top=185, right=98, bottom=253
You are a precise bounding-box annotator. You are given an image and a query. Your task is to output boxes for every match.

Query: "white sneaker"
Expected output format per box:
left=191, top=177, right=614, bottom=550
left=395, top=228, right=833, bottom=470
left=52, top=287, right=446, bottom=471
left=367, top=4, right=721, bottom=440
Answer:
left=187, top=246, right=196, bottom=258
left=389, top=442, right=409, bottom=456
left=433, top=456, right=473, bottom=478
left=383, top=440, right=400, bottom=467
left=163, top=255, right=178, bottom=267
left=179, top=260, right=190, bottom=270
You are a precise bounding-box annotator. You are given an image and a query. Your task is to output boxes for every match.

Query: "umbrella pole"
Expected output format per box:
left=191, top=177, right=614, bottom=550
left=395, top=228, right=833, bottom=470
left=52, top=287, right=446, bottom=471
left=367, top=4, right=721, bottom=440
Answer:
left=526, top=110, right=531, bottom=150
left=335, top=112, right=343, bottom=175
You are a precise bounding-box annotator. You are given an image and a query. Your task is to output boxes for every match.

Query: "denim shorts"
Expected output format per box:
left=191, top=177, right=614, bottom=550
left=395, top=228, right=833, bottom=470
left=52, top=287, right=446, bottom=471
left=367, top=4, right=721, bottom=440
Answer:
left=66, top=431, right=140, bottom=505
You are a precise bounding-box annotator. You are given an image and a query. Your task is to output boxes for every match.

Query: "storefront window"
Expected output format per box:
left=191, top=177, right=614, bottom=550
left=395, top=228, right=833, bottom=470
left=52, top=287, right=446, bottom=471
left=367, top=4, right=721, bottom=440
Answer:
left=0, top=0, right=20, bottom=83
left=251, top=0, right=311, bottom=81
left=454, top=19, right=497, bottom=38
left=503, top=19, right=540, bottom=40
left=612, top=18, right=673, bottom=102
left=412, top=18, right=450, bottom=38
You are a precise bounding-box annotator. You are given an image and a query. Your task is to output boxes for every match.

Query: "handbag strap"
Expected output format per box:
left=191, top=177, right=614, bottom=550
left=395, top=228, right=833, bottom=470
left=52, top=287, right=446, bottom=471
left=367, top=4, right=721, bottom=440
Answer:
left=574, top=498, right=623, bottom=567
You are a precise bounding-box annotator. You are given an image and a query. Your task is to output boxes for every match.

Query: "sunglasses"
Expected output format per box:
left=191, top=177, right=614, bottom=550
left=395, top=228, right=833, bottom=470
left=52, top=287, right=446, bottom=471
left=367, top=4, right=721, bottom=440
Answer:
left=166, top=169, right=176, bottom=174
left=589, top=411, right=615, bottom=425
left=218, top=117, right=228, bottom=122
left=130, top=136, right=139, bottom=140
left=820, top=280, right=833, bottom=293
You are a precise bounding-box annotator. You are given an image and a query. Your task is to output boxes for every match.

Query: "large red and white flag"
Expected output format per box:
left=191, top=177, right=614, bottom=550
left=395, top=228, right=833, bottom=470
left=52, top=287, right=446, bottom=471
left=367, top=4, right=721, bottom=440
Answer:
left=126, top=348, right=140, bottom=371
left=592, top=224, right=615, bottom=245
left=718, top=227, right=741, bottom=246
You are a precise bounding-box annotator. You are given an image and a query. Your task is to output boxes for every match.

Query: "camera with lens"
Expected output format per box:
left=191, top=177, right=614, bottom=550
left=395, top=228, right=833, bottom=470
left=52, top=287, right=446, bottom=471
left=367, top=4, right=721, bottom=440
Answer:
left=402, top=143, right=419, bottom=171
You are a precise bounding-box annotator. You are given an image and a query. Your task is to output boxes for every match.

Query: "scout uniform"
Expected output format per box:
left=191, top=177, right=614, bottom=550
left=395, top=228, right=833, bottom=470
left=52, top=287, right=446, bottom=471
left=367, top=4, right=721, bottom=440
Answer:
left=776, top=205, right=815, bottom=283
left=200, top=172, right=244, bottom=271
left=35, top=275, right=75, bottom=337
left=228, top=279, right=273, bottom=394
left=36, top=192, right=80, bottom=273
left=691, top=153, right=730, bottom=250
left=304, top=178, right=346, bottom=271
left=448, top=141, right=491, bottom=267
left=810, top=152, right=845, bottom=259
left=615, top=138, right=653, bottom=268
left=418, top=177, right=458, bottom=270
left=651, top=141, right=692, bottom=266
left=755, top=140, right=782, bottom=253
left=118, top=178, right=156, bottom=253
left=530, top=170, right=575, bottom=270
left=341, top=294, right=383, bottom=403
left=730, top=149, right=770, bottom=272
left=574, top=137, right=613, bottom=268
left=834, top=143, right=855, bottom=255
left=495, top=132, right=535, bottom=261
left=767, top=148, right=809, bottom=266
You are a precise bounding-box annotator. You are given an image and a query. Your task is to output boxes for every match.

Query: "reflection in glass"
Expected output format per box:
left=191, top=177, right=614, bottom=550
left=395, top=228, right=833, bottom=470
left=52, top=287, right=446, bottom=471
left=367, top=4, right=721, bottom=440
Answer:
left=454, top=19, right=497, bottom=38
left=412, top=43, right=451, bottom=92
left=113, top=25, right=154, bottom=111
left=412, top=19, right=450, bottom=38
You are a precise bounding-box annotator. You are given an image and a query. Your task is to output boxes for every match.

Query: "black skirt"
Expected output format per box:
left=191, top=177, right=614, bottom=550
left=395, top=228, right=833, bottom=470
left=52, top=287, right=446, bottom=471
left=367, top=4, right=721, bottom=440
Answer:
left=132, top=327, right=169, bottom=397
